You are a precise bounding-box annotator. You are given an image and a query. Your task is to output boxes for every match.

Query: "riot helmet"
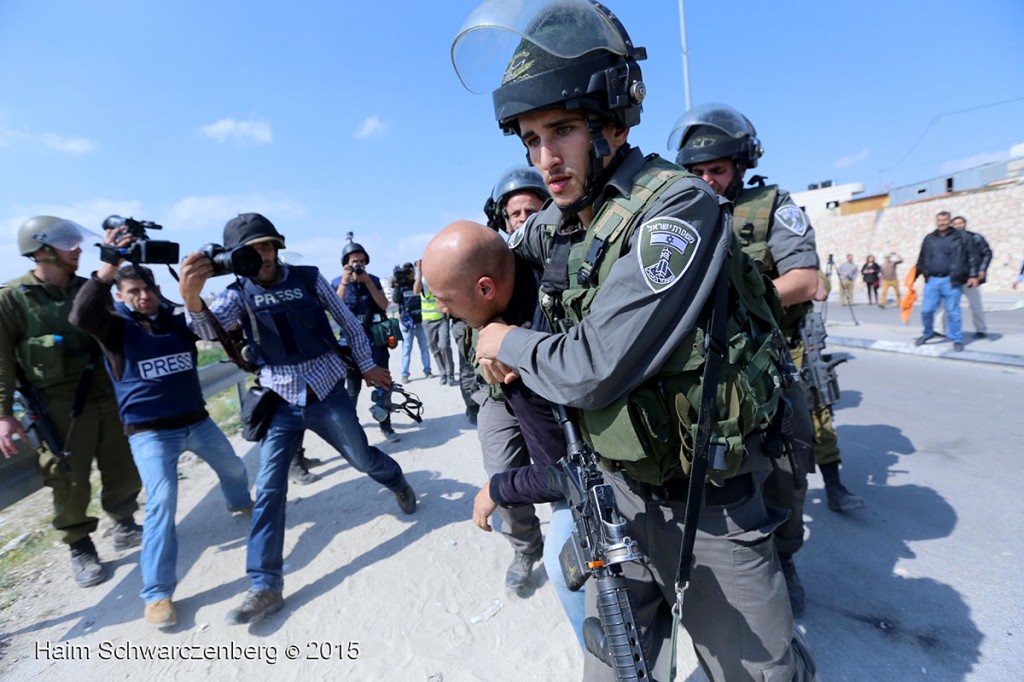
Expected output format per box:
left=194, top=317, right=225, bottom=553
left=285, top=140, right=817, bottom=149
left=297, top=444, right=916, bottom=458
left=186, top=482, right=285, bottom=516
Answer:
left=669, top=103, right=763, bottom=170
left=453, top=1, right=646, bottom=214
left=484, top=166, right=549, bottom=232
left=223, top=213, right=285, bottom=250
left=341, top=233, right=369, bottom=266
left=18, top=215, right=97, bottom=258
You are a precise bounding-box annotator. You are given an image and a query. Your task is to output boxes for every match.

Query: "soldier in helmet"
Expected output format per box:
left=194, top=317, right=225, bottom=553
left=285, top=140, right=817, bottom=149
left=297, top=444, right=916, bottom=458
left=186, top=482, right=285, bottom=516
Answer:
left=453, top=1, right=816, bottom=679
left=179, top=213, right=417, bottom=626
left=332, top=234, right=401, bottom=443
left=0, top=216, right=143, bottom=588
left=671, top=103, right=866, bottom=615
left=484, top=166, right=550, bottom=236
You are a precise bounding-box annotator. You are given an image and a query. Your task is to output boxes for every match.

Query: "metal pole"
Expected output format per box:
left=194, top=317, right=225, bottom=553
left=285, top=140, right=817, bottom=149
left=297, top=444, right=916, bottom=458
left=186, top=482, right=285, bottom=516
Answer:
left=678, top=0, right=692, bottom=110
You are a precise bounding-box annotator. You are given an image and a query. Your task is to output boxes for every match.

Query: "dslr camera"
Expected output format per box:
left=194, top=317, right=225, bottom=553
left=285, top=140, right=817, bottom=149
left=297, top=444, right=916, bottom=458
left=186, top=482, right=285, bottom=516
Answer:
left=100, top=215, right=180, bottom=265
left=352, top=264, right=365, bottom=276
left=198, top=243, right=263, bottom=278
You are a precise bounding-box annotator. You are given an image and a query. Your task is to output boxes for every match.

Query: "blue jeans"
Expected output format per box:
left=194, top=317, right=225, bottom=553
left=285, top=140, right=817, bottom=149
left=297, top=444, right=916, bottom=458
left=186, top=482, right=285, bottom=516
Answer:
left=921, top=276, right=964, bottom=342
left=128, top=417, right=252, bottom=604
left=400, top=322, right=432, bottom=378
left=543, top=501, right=587, bottom=650
left=247, top=382, right=406, bottom=592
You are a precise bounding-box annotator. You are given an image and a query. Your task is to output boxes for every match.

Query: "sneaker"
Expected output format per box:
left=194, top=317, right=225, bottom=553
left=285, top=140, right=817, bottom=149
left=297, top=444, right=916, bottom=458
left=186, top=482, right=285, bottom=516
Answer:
left=953, top=342, right=964, bottom=352
left=505, top=547, right=543, bottom=595
left=230, top=502, right=254, bottom=518
left=914, top=333, right=937, bottom=347
left=112, top=517, right=143, bottom=551
left=466, top=406, right=479, bottom=426
left=225, top=589, right=284, bottom=625
left=400, top=374, right=410, bottom=383
left=973, top=332, right=987, bottom=339
left=447, top=375, right=457, bottom=386
left=424, top=372, right=434, bottom=379
left=69, top=537, right=107, bottom=588
left=289, top=456, right=320, bottom=485
left=779, top=554, right=806, bottom=616
left=394, top=483, right=417, bottom=514
left=439, top=375, right=448, bottom=386
left=381, top=427, right=401, bottom=443
left=145, top=598, right=177, bottom=629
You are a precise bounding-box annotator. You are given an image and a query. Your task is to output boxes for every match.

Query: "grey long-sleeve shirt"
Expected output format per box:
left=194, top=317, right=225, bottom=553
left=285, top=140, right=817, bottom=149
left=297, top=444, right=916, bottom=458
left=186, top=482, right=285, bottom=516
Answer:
left=498, top=147, right=726, bottom=412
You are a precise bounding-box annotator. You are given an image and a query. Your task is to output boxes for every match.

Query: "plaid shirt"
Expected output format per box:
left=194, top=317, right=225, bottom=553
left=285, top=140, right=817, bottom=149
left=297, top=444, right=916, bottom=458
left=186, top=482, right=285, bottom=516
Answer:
left=187, top=266, right=375, bottom=406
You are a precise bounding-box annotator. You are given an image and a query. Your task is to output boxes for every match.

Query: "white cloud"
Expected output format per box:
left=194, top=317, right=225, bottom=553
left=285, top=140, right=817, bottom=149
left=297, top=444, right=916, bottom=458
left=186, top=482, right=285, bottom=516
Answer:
left=199, top=118, right=273, bottom=145
left=834, top=149, right=869, bottom=170
left=938, top=150, right=1009, bottom=174
left=353, top=115, right=386, bottom=139
left=167, top=195, right=306, bottom=233
left=0, top=127, right=96, bottom=154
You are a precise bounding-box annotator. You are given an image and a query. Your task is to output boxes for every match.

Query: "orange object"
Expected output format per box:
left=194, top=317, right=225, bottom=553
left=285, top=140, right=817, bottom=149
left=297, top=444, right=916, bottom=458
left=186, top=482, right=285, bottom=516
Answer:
left=900, top=265, right=917, bottom=324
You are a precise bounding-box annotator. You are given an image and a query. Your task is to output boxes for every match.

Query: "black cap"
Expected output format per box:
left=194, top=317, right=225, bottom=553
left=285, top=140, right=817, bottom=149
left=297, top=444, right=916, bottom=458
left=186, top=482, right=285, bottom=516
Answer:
left=223, top=213, right=285, bottom=250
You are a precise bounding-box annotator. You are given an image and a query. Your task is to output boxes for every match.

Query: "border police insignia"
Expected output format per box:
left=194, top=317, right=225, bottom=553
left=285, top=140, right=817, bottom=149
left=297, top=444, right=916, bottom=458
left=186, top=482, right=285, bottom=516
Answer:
left=637, top=217, right=701, bottom=293
left=507, top=226, right=525, bottom=250
left=774, top=204, right=808, bottom=236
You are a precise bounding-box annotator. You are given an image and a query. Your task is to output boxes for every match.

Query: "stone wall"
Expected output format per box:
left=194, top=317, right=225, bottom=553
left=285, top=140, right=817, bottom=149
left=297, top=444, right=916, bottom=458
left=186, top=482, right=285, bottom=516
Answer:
left=813, top=181, right=1024, bottom=290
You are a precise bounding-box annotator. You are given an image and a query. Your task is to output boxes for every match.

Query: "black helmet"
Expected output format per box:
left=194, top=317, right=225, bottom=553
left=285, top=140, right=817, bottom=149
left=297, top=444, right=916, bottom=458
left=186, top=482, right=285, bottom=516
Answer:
left=484, top=166, right=549, bottom=231
left=223, top=213, right=285, bottom=250
left=452, top=0, right=646, bottom=135
left=341, top=232, right=369, bottom=266
left=668, top=103, right=763, bottom=169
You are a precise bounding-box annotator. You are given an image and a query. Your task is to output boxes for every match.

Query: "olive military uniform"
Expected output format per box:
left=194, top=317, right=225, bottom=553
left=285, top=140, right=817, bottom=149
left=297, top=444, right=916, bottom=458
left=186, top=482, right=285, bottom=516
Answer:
left=0, top=271, right=140, bottom=544
left=501, top=148, right=815, bottom=681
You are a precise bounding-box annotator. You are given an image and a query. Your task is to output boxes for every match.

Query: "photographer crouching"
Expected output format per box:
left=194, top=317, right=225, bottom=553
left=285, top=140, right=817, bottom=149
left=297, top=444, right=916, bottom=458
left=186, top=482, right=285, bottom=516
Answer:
left=70, top=217, right=253, bottom=630
left=332, top=234, right=402, bottom=443
left=179, top=213, right=417, bottom=626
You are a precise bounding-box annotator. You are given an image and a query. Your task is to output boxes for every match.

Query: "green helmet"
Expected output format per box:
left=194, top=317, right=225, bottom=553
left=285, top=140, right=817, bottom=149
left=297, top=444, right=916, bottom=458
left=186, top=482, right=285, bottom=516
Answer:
left=668, top=103, right=763, bottom=169
left=452, top=0, right=646, bottom=134
left=17, top=215, right=96, bottom=257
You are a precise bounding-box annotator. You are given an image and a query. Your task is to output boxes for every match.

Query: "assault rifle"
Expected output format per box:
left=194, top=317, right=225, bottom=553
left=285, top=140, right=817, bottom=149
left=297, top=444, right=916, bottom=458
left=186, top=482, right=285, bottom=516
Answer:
left=549, top=404, right=649, bottom=682
left=798, top=310, right=849, bottom=408
left=13, top=365, right=71, bottom=474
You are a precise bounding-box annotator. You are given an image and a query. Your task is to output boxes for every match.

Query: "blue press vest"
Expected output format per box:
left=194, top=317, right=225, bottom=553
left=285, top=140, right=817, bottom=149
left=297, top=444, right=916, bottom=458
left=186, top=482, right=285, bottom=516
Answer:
left=110, top=303, right=205, bottom=426
left=232, top=266, right=336, bottom=366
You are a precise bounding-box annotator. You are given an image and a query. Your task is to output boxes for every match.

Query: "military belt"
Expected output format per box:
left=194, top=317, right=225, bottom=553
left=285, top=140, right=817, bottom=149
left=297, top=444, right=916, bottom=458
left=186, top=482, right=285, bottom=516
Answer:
left=622, top=471, right=753, bottom=507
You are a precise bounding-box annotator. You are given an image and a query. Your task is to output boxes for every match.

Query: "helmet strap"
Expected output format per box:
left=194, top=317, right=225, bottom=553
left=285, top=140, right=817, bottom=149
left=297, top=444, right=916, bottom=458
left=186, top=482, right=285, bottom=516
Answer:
left=560, top=121, right=630, bottom=216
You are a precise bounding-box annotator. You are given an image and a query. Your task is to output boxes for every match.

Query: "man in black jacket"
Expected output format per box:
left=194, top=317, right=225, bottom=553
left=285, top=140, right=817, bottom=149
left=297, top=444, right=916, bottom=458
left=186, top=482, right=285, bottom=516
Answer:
left=914, top=210, right=979, bottom=351
left=951, top=215, right=992, bottom=339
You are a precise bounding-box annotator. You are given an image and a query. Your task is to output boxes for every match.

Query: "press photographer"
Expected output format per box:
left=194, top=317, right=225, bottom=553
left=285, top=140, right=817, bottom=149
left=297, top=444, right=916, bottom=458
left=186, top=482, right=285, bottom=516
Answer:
left=70, top=226, right=253, bottom=629
left=390, top=261, right=432, bottom=383
left=332, top=233, right=404, bottom=443
left=0, top=215, right=142, bottom=589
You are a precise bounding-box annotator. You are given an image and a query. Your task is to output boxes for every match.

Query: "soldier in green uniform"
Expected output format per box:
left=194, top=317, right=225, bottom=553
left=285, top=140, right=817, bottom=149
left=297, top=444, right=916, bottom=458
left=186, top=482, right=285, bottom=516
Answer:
left=0, top=216, right=142, bottom=587
left=671, top=103, right=867, bottom=614
left=453, top=2, right=817, bottom=679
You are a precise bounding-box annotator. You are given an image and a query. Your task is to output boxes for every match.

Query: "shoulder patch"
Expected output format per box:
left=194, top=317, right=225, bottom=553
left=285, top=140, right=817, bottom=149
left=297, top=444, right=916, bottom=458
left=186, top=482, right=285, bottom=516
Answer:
left=636, top=217, right=701, bottom=294
left=507, top=226, right=525, bottom=250
left=774, top=204, right=808, bottom=236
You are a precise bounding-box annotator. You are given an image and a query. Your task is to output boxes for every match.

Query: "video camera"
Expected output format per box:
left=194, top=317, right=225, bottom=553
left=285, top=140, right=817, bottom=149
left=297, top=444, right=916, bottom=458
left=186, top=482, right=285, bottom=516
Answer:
left=393, top=262, right=415, bottom=286
left=99, top=215, right=179, bottom=265
left=198, top=243, right=263, bottom=278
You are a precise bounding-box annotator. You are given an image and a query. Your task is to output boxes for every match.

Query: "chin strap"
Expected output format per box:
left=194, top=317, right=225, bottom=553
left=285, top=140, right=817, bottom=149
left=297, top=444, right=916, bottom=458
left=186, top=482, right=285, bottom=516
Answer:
left=561, top=130, right=632, bottom=217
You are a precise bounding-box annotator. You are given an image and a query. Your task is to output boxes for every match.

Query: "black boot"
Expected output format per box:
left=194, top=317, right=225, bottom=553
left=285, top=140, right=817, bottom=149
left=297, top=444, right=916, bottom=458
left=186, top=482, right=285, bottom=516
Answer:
left=820, top=462, right=865, bottom=512
left=69, top=536, right=107, bottom=588
left=778, top=553, right=806, bottom=616
left=289, top=450, right=320, bottom=485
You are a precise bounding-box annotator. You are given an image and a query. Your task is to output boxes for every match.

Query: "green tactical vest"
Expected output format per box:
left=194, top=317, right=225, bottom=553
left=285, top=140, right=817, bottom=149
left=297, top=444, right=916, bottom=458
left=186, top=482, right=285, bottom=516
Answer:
left=733, top=185, right=811, bottom=337
left=539, top=158, right=786, bottom=485
left=7, top=276, right=95, bottom=389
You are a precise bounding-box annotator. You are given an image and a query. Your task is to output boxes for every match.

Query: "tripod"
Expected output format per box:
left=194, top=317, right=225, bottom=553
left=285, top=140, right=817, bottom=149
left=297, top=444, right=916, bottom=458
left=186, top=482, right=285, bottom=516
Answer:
left=823, top=256, right=859, bottom=326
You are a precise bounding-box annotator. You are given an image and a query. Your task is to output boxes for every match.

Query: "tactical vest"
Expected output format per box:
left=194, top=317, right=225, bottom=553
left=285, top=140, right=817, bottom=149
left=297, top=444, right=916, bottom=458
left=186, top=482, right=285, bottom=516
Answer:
left=9, top=277, right=95, bottom=389
left=536, top=157, right=785, bottom=485
left=340, top=276, right=386, bottom=328
left=733, top=184, right=810, bottom=337
left=230, top=266, right=336, bottom=367
left=396, top=284, right=422, bottom=324
left=420, top=289, right=443, bottom=322
left=110, top=304, right=205, bottom=425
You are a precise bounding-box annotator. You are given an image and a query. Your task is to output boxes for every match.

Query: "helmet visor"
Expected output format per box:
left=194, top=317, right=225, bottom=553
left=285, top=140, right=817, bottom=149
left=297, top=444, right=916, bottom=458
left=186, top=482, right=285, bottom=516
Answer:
left=31, top=219, right=99, bottom=251
left=452, top=0, right=629, bottom=94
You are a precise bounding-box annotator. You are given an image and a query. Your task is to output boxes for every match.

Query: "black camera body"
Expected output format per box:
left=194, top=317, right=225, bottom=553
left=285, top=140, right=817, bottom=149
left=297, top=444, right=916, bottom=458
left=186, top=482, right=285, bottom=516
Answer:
left=100, top=216, right=180, bottom=265
left=352, top=264, right=366, bottom=276
left=393, top=263, right=415, bottom=286
left=199, top=243, right=263, bottom=278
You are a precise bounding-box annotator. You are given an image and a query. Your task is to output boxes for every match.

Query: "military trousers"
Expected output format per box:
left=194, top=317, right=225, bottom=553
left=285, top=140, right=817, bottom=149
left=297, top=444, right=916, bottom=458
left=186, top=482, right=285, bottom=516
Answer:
left=476, top=397, right=542, bottom=556
left=38, top=386, right=141, bottom=545
left=582, top=468, right=816, bottom=682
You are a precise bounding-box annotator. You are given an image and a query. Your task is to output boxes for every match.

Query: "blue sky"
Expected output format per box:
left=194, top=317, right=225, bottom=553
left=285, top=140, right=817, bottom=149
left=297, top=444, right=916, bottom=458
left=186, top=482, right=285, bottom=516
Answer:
left=2, top=0, right=1022, bottom=293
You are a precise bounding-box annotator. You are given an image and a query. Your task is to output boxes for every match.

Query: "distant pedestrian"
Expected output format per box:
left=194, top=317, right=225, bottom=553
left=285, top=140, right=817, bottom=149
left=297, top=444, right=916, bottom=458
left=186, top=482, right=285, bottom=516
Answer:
left=914, top=210, right=979, bottom=352
left=837, top=253, right=858, bottom=305
left=878, top=253, right=903, bottom=308
left=861, top=255, right=881, bottom=305
left=951, top=216, right=992, bottom=339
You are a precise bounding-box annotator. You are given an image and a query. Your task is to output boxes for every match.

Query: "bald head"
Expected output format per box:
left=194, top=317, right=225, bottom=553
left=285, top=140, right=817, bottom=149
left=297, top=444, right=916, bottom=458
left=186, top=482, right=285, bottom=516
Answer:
left=422, top=221, right=515, bottom=328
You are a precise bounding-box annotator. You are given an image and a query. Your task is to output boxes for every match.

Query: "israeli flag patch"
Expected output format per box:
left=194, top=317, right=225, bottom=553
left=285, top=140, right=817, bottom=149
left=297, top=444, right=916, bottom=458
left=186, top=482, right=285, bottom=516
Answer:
left=636, top=217, right=701, bottom=293
left=774, top=204, right=809, bottom=236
